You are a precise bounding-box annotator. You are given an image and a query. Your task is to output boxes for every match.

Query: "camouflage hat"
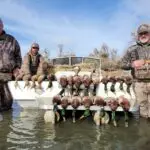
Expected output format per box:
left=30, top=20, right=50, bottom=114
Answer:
left=31, top=42, right=39, bottom=48
left=137, top=24, right=150, bottom=34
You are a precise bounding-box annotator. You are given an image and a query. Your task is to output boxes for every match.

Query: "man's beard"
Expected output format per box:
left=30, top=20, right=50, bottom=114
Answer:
left=139, top=36, right=150, bottom=44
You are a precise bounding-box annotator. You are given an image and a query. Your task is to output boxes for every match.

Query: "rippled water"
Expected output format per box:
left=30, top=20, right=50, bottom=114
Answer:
left=0, top=104, right=150, bottom=150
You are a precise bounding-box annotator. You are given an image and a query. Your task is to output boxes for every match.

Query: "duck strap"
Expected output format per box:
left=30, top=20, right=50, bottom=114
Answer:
left=48, top=80, right=52, bottom=88
left=127, top=84, right=131, bottom=94
left=120, top=82, right=123, bottom=91
left=61, top=108, right=65, bottom=116
left=112, top=111, right=116, bottom=121
left=58, top=88, right=65, bottom=97
left=83, top=109, right=90, bottom=117
left=124, top=111, right=129, bottom=121
left=111, top=83, right=116, bottom=92
left=104, top=83, right=107, bottom=92
left=53, top=104, right=58, bottom=112
left=72, top=109, right=76, bottom=117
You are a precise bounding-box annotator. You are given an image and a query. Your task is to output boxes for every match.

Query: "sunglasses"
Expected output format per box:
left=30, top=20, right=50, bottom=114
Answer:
left=32, top=47, right=39, bottom=49
left=139, top=31, right=149, bottom=35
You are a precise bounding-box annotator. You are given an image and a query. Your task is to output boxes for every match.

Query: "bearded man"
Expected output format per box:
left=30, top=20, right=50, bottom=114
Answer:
left=122, top=24, right=150, bottom=119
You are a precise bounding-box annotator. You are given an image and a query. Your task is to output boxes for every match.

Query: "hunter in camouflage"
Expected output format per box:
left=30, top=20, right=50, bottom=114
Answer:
left=15, top=42, right=55, bottom=89
left=15, top=43, right=44, bottom=87
left=122, top=24, right=150, bottom=119
left=0, top=18, right=22, bottom=111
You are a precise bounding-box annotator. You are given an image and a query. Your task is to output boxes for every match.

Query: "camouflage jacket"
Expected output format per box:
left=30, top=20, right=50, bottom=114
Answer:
left=121, top=42, right=150, bottom=79
left=21, top=51, right=45, bottom=76
left=0, top=31, right=22, bottom=73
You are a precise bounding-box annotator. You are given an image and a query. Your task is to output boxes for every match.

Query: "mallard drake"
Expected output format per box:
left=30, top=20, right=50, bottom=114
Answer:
left=59, top=75, right=68, bottom=96
left=93, top=108, right=110, bottom=126
left=67, top=75, right=74, bottom=96
left=107, top=98, right=119, bottom=127
left=61, top=96, right=69, bottom=122
left=44, top=95, right=61, bottom=124
left=118, top=96, right=130, bottom=127
left=73, top=75, right=82, bottom=96
left=79, top=96, right=93, bottom=120
left=71, top=96, right=81, bottom=123
left=93, top=96, right=109, bottom=126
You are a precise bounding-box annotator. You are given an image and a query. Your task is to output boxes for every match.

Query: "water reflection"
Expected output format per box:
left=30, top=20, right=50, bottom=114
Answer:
left=0, top=107, right=150, bottom=150
left=0, top=113, right=3, bottom=121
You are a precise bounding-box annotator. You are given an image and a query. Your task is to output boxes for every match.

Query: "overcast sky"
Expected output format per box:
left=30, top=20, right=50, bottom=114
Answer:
left=0, top=0, right=150, bottom=57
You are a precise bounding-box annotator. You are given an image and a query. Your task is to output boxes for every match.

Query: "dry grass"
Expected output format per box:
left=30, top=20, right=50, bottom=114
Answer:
left=52, top=64, right=132, bottom=77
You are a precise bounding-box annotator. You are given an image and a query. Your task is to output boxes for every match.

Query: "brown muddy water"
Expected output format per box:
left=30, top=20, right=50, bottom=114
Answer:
left=0, top=103, right=150, bottom=150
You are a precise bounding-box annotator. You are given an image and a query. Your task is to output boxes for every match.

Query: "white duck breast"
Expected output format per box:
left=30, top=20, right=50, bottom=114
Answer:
left=115, top=82, right=125, bottom=98
left=123, top=83, right=136, bottom=107
left=122, top=83, right=132, bottom=103
left=93, top=110, right=110, bottom=126
left=64, top=86, right=72, bottom=97
left=106, top=82, right=117, bottom=99
left=96, top=82, right=107, bottom=99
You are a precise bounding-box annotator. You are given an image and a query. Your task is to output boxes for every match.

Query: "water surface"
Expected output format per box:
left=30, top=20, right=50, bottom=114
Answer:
left=0, top=105, right=150, bottom=150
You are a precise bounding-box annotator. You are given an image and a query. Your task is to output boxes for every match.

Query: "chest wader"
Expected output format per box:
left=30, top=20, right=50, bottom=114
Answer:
left=28, top=54, right=40, bottom=88
left=0, top=80, right=13, bottom=111
left=28, top=54, right=40, bottom=76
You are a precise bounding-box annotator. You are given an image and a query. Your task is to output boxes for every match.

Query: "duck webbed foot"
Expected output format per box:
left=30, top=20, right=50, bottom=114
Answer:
left=31, top=82, right=36, bottom=89
left=24, top=80, right=30, bottom=88
left=14, top=80, right=19, bottom=89
left=37, top=83, right=43, bottom=89
left=79, top=108, right=91, bottom=120
left=61, top=108, right=66, bottom=122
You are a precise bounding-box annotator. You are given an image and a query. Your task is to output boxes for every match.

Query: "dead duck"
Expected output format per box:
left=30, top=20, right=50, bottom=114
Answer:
left=92, top=77, right=100, bottom=96
left=30, top=75, right=38, bottom=89
left=61, top=96, right=69, bottom=122
left=81, top=68, right=96, bottom=97
left=79, top=96, right=93, bottom=120
left=118, top=96, right=130, bottom=127
left=44, top=95, right=61, bottom=124
left=72, top=66, right=82, bottom=96
left=66, top=75, right=74, bottom=96
left=59, top=75, right=68, bottom=97
left=52, top=95, right=61, bottom=123
left=71, top=96, right=81, bottom=123
left=93, top=96, right=109, bottom=126
left=93, top=108, right=110, bottom=126
left=47, top=74, right=55, bottom=89
left=96, top=77, right=108, bottom=99
left=14, top=73, right=31, bottom=89
left=107, top=98, right=119, bottom=127
left=73, top=75, right=82, bottom=96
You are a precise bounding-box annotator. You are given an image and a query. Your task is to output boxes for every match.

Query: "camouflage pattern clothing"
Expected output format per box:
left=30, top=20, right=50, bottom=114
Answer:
left=16, top=51, right=44, bottom=81
left=0, top=31, right=22, bottom=111
left=122, top=42, right=150, bottom=118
